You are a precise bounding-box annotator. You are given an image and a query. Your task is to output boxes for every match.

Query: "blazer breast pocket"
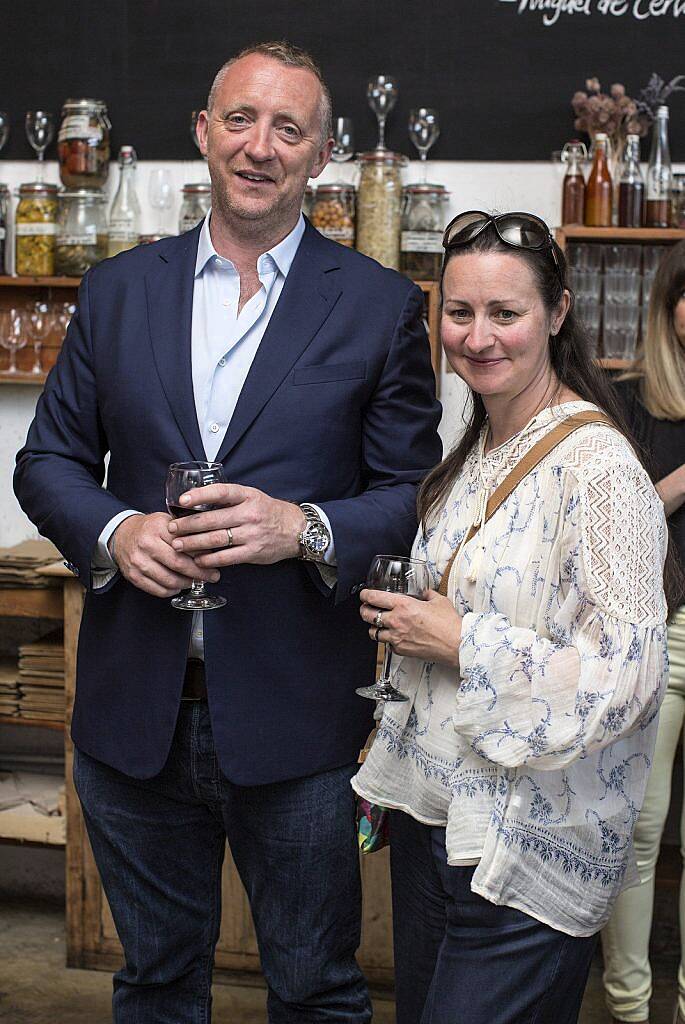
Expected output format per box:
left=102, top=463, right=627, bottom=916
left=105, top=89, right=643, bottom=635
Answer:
left=291, top=361, right=367, bottom=386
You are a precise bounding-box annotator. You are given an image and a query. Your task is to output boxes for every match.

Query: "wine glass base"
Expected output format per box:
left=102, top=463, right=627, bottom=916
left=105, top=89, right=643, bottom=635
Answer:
left=172, top=593, right=226, bottom=611
left=355, top=683, right=409, bottom=703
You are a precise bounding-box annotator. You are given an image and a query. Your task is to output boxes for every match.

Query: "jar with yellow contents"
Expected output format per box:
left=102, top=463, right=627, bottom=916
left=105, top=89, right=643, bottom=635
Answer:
left=15, top=183, right=59, bottom=276
left=311, top=184, right=356, bottom=247
left=355, top=151, right=406, bottom=270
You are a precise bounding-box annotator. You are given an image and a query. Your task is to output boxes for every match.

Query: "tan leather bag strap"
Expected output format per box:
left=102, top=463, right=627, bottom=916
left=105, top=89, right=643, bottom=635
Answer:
left=437, top=410, right=613, bottom=597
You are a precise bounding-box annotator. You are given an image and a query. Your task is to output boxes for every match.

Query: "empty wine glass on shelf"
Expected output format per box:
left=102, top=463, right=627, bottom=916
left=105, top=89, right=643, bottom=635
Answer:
left=0, top=307, right=27, bottom=374
left=0, top=112, right=9, bottom=155
left=57, top=301, right=77, bottom=336
left=26, top=300, right=54, bottom=374
left=25, top=111, right=55, bottom=182
left=165, top=461, right=227, bottom=611
left=367, top=75, right=398, bottom=150
left=408, top=108, right=440, bottom=182
left=331, top=117, right=354, bottom=162
left=148, top=169, right=173, bottom=234
left=356, top=555, right=431, bottom=702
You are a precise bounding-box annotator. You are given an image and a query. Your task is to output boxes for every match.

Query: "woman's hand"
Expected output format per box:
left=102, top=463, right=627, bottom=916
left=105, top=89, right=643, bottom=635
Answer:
left=360, top=588, right=463, bottom=669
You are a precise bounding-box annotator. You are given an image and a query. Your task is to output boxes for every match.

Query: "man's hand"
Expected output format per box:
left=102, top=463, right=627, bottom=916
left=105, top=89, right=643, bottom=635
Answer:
left=112, top=512, right=220, bottom=598
left=167, top=484, right=306, bottom=567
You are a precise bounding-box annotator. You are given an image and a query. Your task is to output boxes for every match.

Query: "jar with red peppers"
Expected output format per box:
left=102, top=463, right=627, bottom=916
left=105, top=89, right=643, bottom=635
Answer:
left=58, top=99, right=111, bottom=189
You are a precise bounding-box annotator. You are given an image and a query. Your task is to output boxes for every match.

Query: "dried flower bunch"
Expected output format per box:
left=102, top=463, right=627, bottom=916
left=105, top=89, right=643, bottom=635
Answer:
left=571, top=78, right=643, bottom=146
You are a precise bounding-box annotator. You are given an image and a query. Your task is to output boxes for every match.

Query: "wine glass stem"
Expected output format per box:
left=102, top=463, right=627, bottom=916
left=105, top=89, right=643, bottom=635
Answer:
left=32, top=344, right=42, bottom=373
left=190, top=580, right=207, bottom=597
left=378, top=117, right=386, bottom=149
left=379, top=641, right=393, bottom=684
left=421, top=153, right=427, bottom=183
left=9, top=348, right=17, bottom=373
left=36, top=154, right=44, bottom=183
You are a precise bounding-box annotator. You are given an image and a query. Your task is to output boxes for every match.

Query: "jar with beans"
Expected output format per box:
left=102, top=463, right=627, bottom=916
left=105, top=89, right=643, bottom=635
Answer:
left=0, top=185, right=9, bottom=275
left=58, top=99, right=111, bottom=189
left=355, top=150, right=406, bottom=270
left=311, top=184, right=356, bottom=246
left=400, top=183, right=449, bottom=280
left=15, top=183, right=59, bottom=276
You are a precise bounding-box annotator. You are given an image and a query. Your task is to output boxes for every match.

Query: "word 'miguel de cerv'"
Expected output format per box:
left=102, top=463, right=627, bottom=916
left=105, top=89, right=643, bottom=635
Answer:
left=499, top=0, right=685, bottom=26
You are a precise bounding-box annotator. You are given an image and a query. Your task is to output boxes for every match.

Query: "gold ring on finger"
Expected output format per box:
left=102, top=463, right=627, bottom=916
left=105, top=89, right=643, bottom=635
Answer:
left=225, top=528, right=234, bottom=548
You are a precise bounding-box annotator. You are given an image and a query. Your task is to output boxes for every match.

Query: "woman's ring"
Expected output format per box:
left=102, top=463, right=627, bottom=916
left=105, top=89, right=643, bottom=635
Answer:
left=374, top=610, right=384, bottom=629
left=374, top=626, right=382, bottom=642
left=225, top=528, right=234, bottom=548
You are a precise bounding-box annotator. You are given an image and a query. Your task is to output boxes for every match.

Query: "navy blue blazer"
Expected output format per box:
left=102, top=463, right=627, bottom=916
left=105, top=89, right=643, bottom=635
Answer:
left=14, top=220, right=442, bottom=784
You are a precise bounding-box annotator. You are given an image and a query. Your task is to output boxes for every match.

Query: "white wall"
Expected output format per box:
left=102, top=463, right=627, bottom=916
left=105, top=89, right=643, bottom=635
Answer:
left=1, top=156, right=679, bottom=544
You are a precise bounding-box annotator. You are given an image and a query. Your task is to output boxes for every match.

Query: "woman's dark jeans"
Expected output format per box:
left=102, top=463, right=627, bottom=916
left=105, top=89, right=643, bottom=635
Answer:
left=389, top=811, right=598, bottom=1024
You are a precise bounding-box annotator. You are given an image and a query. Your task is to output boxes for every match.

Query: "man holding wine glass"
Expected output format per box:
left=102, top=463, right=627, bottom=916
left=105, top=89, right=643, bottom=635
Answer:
left=14, top=40, right=441, bottom=1024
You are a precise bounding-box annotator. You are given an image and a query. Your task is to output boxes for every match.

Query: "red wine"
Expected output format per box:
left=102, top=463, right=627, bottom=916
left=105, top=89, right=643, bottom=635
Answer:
left=167, top=503, right=214, bottom=519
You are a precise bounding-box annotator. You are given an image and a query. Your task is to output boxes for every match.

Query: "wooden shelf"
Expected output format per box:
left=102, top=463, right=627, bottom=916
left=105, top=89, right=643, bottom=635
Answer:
left=0, top=715, right=64, bottom=731
left=0, top=802, right=66, bottom=847
left=0, top=371, right=47, bottom=385
left=557, top=226, right=685, bottom=244
left=0, top=275, right=80, bottom=287
left=0, top=587, right=64, bottom=620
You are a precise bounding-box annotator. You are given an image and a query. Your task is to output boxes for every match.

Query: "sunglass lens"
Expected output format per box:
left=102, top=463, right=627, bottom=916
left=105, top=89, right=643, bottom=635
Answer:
left=443, top=212, right=489, bottom=249
left=497, top=215, right=548, bottom=249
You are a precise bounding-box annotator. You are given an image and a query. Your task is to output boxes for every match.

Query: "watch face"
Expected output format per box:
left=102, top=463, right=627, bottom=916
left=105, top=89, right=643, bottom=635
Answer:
left=304, top=523, right=329, bottom=554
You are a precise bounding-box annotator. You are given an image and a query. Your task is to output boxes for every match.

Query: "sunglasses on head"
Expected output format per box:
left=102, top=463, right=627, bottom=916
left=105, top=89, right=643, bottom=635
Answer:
left=442, top=210, right=564, bottom=290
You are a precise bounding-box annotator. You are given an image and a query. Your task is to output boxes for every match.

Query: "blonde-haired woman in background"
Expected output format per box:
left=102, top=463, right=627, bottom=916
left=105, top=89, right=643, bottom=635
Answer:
left=602, top=239, right=685, bottom=1024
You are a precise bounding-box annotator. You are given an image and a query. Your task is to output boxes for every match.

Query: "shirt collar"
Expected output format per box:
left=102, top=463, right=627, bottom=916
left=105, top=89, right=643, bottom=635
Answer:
left=195, top=211, right=305, bottom=280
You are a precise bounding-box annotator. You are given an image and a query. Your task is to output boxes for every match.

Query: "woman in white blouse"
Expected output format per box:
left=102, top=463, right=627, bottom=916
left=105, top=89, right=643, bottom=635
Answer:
left=353, top=211, right=675, bottom=1024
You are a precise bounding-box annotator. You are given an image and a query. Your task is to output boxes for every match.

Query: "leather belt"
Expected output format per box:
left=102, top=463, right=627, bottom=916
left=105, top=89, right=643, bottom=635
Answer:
left=181, top=659, right=207, bottom=701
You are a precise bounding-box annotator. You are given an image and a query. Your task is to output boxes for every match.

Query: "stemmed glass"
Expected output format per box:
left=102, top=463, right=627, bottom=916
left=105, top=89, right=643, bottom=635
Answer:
left=148, top=169, right=173, bottom=235
left=26, top=300, right=53, bottom=375
left=57, top=301, right=77, bottom=335
left=0, top=308, right=27, bottom=374
left=25, top=111, right=54, bottom=182
left=408, top=108, right=440, bottom=182
left=165, top=461, right=227, bottom=611
left=330, top=117, right=354, bottom=186
left=356, top=555, right=431, bottom=703
left=0, top=112, right=9, bottom=155
left=367, top=75, right=398, bottom=150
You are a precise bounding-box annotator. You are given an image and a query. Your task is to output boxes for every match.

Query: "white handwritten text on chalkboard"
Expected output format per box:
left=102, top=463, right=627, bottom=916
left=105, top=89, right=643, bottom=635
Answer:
left=498, top=0, right=685, bottom=26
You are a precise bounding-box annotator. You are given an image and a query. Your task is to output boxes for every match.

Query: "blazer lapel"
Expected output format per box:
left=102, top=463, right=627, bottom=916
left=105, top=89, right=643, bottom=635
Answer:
left=145, top=227, right=207, bottom=462
left=215, top=224, right=342, bottom=464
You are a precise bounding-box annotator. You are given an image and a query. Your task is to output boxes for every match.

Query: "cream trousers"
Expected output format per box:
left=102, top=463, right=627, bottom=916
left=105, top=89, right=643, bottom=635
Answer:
left=601, top=605, right=685, bottom=1022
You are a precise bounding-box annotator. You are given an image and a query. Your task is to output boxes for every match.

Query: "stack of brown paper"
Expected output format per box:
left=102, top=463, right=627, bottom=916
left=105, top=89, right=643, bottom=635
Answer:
left=16, top=636, right=65, bottom=721
left=0, top=658, right=20, bottom=718
left=0, top=539, right=62, bottom=588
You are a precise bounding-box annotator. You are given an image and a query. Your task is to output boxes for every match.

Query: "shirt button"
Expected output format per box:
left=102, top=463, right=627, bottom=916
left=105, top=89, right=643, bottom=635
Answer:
left=209, top=422, right=220, bottom=433
left=218, top=357, right=226, bottom=367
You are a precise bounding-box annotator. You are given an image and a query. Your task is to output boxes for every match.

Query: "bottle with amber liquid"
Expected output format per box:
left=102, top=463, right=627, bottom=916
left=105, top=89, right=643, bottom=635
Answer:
left=618, top=134, right=644, bottom=228
left=585, top=133, right=612, bottom=227
left=646, top=105, right=672, bottom=228
left=561, top=140, right=586, bottom=224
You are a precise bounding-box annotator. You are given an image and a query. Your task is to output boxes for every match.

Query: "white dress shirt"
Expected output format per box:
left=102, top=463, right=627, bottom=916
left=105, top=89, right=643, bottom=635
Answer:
left=93, top=212, right=335, bottom=657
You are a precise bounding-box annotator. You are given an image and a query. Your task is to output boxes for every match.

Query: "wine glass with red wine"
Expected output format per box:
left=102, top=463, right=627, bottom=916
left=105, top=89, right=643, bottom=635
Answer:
left=165, top=460, right=226, bottom=611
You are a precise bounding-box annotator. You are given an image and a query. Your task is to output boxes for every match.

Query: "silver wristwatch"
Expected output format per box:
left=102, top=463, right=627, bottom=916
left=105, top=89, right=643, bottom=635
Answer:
left=298, top=503, right=331, bottom=563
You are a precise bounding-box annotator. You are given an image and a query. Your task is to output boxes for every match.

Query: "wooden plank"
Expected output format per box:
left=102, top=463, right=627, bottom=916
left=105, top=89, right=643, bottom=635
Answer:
left=0, top=587, right=63, bottom=619
left=0, top=373, right=47, bottom=385
left=0, top=801, right=66, bottom=846
left=557, top=226, right=685, bottom=243
left=0, top=275, right=81, bottom=287
left=0, top=715, right=63, bottom=731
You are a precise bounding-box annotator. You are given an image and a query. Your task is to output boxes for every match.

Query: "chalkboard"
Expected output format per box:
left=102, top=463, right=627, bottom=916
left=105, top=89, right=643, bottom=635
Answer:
left=2, top=0, right=683, bottom=162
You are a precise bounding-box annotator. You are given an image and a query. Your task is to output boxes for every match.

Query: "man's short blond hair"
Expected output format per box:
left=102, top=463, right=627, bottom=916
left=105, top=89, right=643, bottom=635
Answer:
left=206, top=41, right=333, bottom=145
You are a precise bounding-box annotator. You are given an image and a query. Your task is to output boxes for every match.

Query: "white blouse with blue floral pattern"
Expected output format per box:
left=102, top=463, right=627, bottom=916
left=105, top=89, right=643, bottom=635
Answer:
left=352, top=401, right=669, bottom=937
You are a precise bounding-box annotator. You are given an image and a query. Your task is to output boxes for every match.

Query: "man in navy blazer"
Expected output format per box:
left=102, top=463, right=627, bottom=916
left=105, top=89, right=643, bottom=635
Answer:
left=15, top=42, right=441, bottom=1023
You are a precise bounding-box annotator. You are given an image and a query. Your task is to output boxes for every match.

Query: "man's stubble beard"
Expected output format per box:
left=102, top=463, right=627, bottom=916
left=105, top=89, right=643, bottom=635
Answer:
left=209, top=173, right=304, bottom=242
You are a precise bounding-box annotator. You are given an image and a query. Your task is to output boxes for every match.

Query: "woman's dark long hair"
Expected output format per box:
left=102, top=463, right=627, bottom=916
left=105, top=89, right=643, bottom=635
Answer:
left=417, top=222, right=684, bottom=615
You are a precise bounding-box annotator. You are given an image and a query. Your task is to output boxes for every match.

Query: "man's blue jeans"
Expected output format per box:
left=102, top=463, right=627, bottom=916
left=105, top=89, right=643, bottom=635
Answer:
left=390, top=811, right=598, bottom=1024
left=73, top=701, right=371, bottom=1024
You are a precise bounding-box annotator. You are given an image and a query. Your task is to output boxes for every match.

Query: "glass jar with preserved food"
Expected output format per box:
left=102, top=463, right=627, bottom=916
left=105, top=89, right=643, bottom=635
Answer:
left=302, top=185, right=314, bottom=219
left=178, top=183, right=211, bottom=234
left=0, top=185, right=8, bottom=275
left=355, top=150, right=407, bottom=270
left=400, top=183, right=449, bottom=279
left=55, top=188, right=108, bottom=276
left=311, top=184, right=356, bottom=246
left=15, top=182, right=59, bottom=276
left=670, top=174, right=685, bottom=229
left=58, top=99, right=111, bottom=189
